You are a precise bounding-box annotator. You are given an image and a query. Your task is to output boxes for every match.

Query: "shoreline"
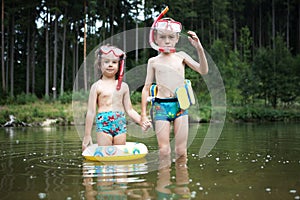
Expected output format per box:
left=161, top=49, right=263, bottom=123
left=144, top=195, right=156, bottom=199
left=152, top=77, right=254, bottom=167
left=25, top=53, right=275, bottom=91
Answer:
left=1, top=101, right=299, bottom=127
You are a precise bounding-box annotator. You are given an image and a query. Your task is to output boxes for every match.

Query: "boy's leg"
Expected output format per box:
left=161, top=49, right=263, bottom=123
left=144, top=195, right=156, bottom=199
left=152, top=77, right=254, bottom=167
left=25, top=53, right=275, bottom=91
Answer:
left=174, top=115, right=189, bottom=158
left=155, top=120, right=171, bottom=156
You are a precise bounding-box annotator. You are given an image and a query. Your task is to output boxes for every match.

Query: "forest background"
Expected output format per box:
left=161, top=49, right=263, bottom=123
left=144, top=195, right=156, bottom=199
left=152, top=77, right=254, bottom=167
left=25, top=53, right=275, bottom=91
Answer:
left=0, top=0, right=299, bottom=125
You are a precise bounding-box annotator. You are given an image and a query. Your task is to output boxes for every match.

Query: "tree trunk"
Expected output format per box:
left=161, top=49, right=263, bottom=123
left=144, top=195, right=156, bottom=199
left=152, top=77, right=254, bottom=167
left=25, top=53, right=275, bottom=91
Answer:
left=10, top=14, right=14, bottom=97
left=259, top=2, right=262, bottom=48
left=286, top=0, right=290, bottom=49
left=53, top=3, right=58, bottom=100
left=233, top=13, right=237, bottom=51
left=26, top=24, right=30, bottom=94
left=1, top=0, right=5, bottom=93
left=45, top=12, right=49, bottom=98
left=298, top=2, right=300, bottom=53
left=272, top=0, right=275, bottom=50
left=83, top=0, right=87, bottom=91
left=60, top=19, right=67, bottom=97
left=31, top=28, right=36, bottom=94
left=74, top=24, right=79, bottom=91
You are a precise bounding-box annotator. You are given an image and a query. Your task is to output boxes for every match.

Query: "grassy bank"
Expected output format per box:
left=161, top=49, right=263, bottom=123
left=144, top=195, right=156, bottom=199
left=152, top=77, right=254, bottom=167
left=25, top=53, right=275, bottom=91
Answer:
left=0, top=101, right=299, bottom=126
left=0, top=101, right=74, bottom=126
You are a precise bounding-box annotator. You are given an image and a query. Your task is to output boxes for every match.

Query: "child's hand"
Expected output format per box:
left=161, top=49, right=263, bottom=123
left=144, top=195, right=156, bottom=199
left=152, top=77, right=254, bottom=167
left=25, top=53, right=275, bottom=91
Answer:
left=187, top=31, right=203, bottom=49
left=82, top=135, right=93, bottom=151
left=142, top=120, right=152, bottom=131
left=141, top=116, right=152, bottom=131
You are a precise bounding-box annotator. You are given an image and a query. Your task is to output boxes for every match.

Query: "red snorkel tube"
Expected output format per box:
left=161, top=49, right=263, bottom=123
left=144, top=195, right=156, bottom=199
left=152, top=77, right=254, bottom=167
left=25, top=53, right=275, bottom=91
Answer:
left=149, top=7, right=176, bottom=53
left=116, top=57, right=125, bottom=91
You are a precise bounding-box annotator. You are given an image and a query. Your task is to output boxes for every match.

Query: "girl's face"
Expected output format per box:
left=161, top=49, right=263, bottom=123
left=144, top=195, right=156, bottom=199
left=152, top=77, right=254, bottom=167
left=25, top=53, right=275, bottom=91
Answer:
left=100, top=52, right=119, bottom=78
left=154, top=30, right=179, bottom=49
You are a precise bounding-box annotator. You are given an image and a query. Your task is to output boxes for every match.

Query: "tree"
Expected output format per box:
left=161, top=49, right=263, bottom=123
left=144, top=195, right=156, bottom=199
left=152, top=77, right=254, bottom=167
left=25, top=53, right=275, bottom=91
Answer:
left=1, top=0, right=5, bottom=93
left=44, top=5, right=49, bottom=99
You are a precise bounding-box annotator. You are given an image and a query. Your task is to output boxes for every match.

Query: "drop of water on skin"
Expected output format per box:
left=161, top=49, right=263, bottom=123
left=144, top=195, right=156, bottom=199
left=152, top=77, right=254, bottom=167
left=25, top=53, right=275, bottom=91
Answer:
left=294, top=196, right=300, bottom=200
left=289, top=189, right=297, bottom=194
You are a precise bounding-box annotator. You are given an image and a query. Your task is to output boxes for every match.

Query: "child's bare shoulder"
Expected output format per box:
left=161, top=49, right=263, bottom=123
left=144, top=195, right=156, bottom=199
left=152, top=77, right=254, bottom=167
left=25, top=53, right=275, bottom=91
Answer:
left=120, top=81, right=129, bottom=89
left=176, top=51, right=189, bottom=59
left=148, top=56, right=159, bottom=63
left=90, top=79, right=103, bottom=91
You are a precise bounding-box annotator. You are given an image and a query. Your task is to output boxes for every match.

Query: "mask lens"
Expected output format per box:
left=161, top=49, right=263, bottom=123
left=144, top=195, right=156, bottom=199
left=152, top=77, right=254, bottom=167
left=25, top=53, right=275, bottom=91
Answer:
left=155, top=20, right=182, bottom=33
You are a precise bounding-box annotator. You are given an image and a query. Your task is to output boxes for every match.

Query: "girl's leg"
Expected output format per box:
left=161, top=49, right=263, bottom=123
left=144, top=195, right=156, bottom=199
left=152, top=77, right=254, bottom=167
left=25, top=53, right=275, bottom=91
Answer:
left=155, top=120, right=171, bottom=156
left=174, top=115, right=189, bottom=158
left=113, top=133, right=126, bottom=145
left=96, top=132, right=113, bottom=146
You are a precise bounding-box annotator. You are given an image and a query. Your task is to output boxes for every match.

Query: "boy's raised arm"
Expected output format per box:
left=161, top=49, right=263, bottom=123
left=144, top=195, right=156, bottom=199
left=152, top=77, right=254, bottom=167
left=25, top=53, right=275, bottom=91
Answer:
left=183, top=31, right=208, bottom=75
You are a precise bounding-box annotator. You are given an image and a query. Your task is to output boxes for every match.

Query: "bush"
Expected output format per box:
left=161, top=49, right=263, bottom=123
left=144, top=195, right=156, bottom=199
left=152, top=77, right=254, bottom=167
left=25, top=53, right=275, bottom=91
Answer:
left=227, top=106, right=300, bottom=122
left=72, top=90, right=89, bottom=101
left=130, top=91, right=142, bottom=105
left=59, top=92, right=73, bottom=104
left=15, top=93, right=38, bottom=105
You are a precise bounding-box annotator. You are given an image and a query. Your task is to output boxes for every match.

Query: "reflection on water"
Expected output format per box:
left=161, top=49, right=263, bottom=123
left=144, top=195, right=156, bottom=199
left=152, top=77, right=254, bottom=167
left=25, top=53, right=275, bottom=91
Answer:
left=82, top=159, right=151, bottom=199
left=0, top=123, right=300, bottom=199
left=156, top=155, right=192, bottom=199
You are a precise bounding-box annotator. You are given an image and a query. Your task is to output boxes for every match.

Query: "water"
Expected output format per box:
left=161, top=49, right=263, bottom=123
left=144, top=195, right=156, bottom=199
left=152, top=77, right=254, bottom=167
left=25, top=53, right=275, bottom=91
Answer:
left=0, top=123, right=299, bottom=199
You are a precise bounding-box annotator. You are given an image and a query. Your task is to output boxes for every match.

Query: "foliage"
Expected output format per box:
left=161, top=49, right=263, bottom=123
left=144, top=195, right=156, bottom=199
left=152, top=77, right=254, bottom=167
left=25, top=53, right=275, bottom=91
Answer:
left=59, top=92, right=73, bottom=104
left=130, top=91, right=142, bottom=105
left=0, top=101, right=73, bottom=125
left=0, top=0, right=299, bottom=114
left=227, top=106, right=300, bottom=122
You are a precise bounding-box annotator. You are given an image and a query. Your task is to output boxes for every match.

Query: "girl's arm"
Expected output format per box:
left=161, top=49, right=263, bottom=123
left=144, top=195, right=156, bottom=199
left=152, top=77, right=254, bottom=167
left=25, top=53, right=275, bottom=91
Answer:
left=123, top=83, right=141, bottom=124
left=82, top=83, right=97, bottom=150
left=141, top=59, right=155, bottom=121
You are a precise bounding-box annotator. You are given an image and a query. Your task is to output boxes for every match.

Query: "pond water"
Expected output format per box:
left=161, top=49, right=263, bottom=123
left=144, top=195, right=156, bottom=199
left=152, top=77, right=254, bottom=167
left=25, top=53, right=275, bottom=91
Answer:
left=0, top=122, right=299, bottom=200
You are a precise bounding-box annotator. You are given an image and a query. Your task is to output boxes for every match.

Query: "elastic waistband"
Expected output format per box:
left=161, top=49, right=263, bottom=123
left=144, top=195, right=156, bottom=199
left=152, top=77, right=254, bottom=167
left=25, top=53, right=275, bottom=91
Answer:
left=96, top=111, right=124, bottom=115
left=154, top=97, right=178, bottom=103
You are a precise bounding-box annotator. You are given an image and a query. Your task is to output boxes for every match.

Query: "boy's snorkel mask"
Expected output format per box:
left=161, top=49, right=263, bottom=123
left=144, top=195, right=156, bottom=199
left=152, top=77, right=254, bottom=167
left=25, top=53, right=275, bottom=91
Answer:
left=149, top=7, right=182, bottom=53
left=99, top=45, right=126, bottom=91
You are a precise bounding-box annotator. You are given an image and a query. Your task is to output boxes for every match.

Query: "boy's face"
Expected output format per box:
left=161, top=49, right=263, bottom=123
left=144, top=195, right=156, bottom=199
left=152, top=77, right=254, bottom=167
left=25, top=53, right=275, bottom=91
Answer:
left=154, top=30, right=179, bottom=49
left=100, top=52, right=119, bottom=78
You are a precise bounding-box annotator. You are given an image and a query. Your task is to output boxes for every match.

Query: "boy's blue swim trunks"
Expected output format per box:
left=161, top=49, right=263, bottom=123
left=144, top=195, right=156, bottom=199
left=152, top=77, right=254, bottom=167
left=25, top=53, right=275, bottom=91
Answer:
left=153, top=98, right=188, bottom=122
left=95, top=111, right=127, bottom=137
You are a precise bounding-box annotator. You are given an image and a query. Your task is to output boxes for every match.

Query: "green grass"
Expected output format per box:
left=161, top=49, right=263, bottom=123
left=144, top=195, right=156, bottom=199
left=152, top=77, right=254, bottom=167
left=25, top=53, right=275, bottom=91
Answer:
left=0, top=101, right=73, bottom=125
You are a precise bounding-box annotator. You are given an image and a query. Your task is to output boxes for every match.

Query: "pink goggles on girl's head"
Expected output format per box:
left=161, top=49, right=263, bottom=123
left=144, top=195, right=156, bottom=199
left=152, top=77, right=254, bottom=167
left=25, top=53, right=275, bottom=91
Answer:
left=154, top=19, right=182, bottom=33
left=99, top=45, right=126, bottom=58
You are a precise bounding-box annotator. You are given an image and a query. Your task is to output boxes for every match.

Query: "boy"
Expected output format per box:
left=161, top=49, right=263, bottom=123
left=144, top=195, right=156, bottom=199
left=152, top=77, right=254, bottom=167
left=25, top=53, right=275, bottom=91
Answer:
left=141, top=17, right=208, bottom=158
